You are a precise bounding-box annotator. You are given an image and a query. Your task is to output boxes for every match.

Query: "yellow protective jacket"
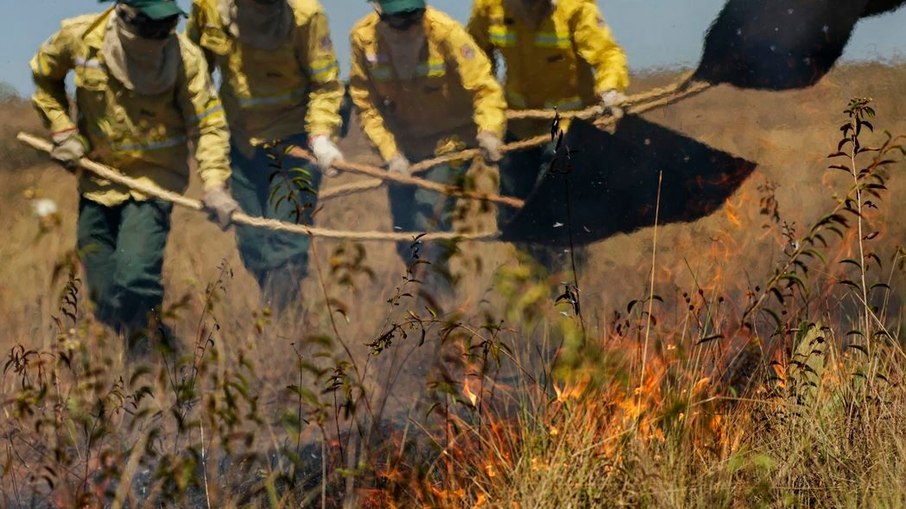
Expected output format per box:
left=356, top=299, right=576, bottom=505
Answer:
left=468, top=0, right=629, bottom=136
left=348, top=8, right=506, bottom=162
left=187, top=0, right=343, bottom=151
left=31, top=10, right=230, bottom=207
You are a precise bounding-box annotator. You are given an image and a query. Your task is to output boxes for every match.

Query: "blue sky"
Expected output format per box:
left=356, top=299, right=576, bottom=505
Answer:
left=2, top=1, right=903, bottom=95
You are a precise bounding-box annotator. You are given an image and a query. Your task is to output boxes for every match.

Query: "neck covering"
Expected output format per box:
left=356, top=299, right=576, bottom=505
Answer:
left=217, top=0, right=294, bottom=51
left=376, top=22, right=427, bottom=81
left=510, top=0, right=551, bottom=28
left=102, top=10, right=180, bottom=95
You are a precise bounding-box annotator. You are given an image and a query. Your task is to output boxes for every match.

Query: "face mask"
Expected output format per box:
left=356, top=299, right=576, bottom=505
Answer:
left=117, top=7, right=179, bottom=40
left=379, top=9, right=425, bottom=31
left=104, top=8, right=180, bottom=95
left=217, top=0, right=293, bottom=50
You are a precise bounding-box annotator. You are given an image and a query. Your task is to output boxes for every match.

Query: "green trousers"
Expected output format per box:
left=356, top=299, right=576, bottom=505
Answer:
left=230, top=134, right=321, bottom=310
left=77, top=197, right=172, bottom=332
left=387, top=163, right=459, bottom=264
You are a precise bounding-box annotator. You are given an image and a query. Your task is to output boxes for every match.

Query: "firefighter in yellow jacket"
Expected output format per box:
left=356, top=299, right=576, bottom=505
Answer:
left=468, top=0, right=629, bottom=217
left=349, top=0, right=507, bottom=264
left=31, top=0, right=235, bottom=341
left=187, top=0, right=345, bottom=311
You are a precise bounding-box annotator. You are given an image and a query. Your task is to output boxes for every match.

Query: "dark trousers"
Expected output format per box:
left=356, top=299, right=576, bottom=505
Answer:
left=77, top=197, right=172, bottom=332
left=498, top=136, right=556, bottom=225
left=387, top=163, right=460, bottom=265
left=230, top=134, right=321, bottom=310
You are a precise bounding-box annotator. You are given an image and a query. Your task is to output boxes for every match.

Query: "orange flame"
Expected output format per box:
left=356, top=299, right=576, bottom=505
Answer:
left=463, top=379, right=479, bottom=407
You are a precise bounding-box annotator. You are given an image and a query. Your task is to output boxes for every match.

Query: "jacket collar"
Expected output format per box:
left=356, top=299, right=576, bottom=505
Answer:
left=368, top=8, right=437, bottom=51
left=504, top=0, right=556, bottom=26
left=81, top=8, right=115, bottom=50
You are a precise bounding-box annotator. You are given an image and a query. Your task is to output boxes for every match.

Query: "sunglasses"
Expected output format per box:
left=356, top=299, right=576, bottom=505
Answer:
left=379, top=8, right=425, bottom=31
left=118, top=7, right=180, bottom=40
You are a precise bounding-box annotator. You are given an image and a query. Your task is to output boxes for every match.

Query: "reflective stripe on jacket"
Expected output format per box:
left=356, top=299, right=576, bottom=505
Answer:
left=468, top=0, right=629, bottom=136
left=186, top=0, right=344, bottom=148
left=348, top=8, right=506, bottom=162
left=31, top=10, right=231, bottom=206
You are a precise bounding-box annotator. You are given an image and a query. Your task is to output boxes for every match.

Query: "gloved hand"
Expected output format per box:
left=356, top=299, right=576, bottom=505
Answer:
left=476, top=131, right=504, bottom=163
left=310, top=135, right=343, bottom=177
left=600, top=89, right=627, bottom=121
left=50, top=129, right=87, bottom=171
left=387, top=153, right=411, bottom=177
left=203, top=185, right=240, bottom=230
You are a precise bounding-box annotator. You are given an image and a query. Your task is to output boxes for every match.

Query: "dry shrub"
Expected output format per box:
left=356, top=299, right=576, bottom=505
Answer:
left=0, top=86, right=45, bottom=172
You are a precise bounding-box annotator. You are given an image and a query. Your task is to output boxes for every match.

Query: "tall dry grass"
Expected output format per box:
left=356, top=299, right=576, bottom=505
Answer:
left=433, top=101, right=906, bottom=509
left=0, top=66, right=905, bottom=508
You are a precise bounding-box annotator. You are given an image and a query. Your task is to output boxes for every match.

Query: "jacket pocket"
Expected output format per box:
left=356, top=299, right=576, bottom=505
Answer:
left=74, top=60, right=108, bottom=91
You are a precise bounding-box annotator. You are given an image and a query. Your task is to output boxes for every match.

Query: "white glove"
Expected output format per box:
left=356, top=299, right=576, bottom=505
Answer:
left=387, top=153, right=411, bottom=177
left=310, top=135, right=343, bottom=177
left=50, top=129, right=87, bottom=171
left=476, top=131, right=504, bottom=163
left=203, top=185, right=240, bottom=230
left=600, top=89, right=627, bottom=121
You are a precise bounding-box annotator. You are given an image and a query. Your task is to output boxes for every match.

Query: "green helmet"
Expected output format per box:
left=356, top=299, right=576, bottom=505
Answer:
left=376, top=0, right=427, bottom=15
left=101, top=0, right=186, bottom=20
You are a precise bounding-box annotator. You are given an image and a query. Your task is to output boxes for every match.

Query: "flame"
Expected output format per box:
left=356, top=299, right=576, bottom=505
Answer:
left=724, top=199, right=742, bottom=228
left=709, top=414, right=723, bottom=435
left=429, top=485, right=466, bottom=502
left=553, top=379, right=587, bottom=403
left=692, top=377, right=711, bottom=395
left=463, top=379, right=479, bottom=407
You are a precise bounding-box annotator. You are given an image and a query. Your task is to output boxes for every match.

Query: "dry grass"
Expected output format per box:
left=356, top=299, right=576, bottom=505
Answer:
left=0, top=64, right=905, bottom=508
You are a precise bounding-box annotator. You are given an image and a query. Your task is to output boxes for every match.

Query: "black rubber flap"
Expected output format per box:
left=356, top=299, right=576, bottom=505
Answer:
left=500, top=116, right=757, bottom=247
left=863, top=0, right=906, bottom=17
left=693, top=0, right=868, bottom=89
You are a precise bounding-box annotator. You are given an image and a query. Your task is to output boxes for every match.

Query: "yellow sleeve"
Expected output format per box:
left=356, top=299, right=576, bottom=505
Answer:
left=444, top=23, right=507, bottom=138
left=348, top=37, right=399, bottom=162
left=177, top=42, right=231, bottom=191
left=299, top=11, right=344, bottom=137
left=466, top=2, right=498, bottom=73
left=185, top=1, right=217, bottom=74
left=30, top=23, right=77, bottom=134
left=572, top=3, right=629, bottom=94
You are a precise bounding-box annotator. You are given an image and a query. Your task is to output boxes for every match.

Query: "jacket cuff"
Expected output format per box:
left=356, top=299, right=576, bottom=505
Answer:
left=202, top=173, right=229, bottom=192
left=478, top=125, right=506, bottom=140
left=307, top=130, right=334, bottom=141
left=49, top=118, right=78, bottom=137
left=305, top=124, right=338, bottom=139
left=596, top=77, right=629, bottom=96
left=378, top=142, right=399, bottom=163
left=51, top=126, right=79, bottom=142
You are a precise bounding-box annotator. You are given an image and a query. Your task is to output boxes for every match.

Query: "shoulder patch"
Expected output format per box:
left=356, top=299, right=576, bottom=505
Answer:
left=461, top=43, right=475, bottom=60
